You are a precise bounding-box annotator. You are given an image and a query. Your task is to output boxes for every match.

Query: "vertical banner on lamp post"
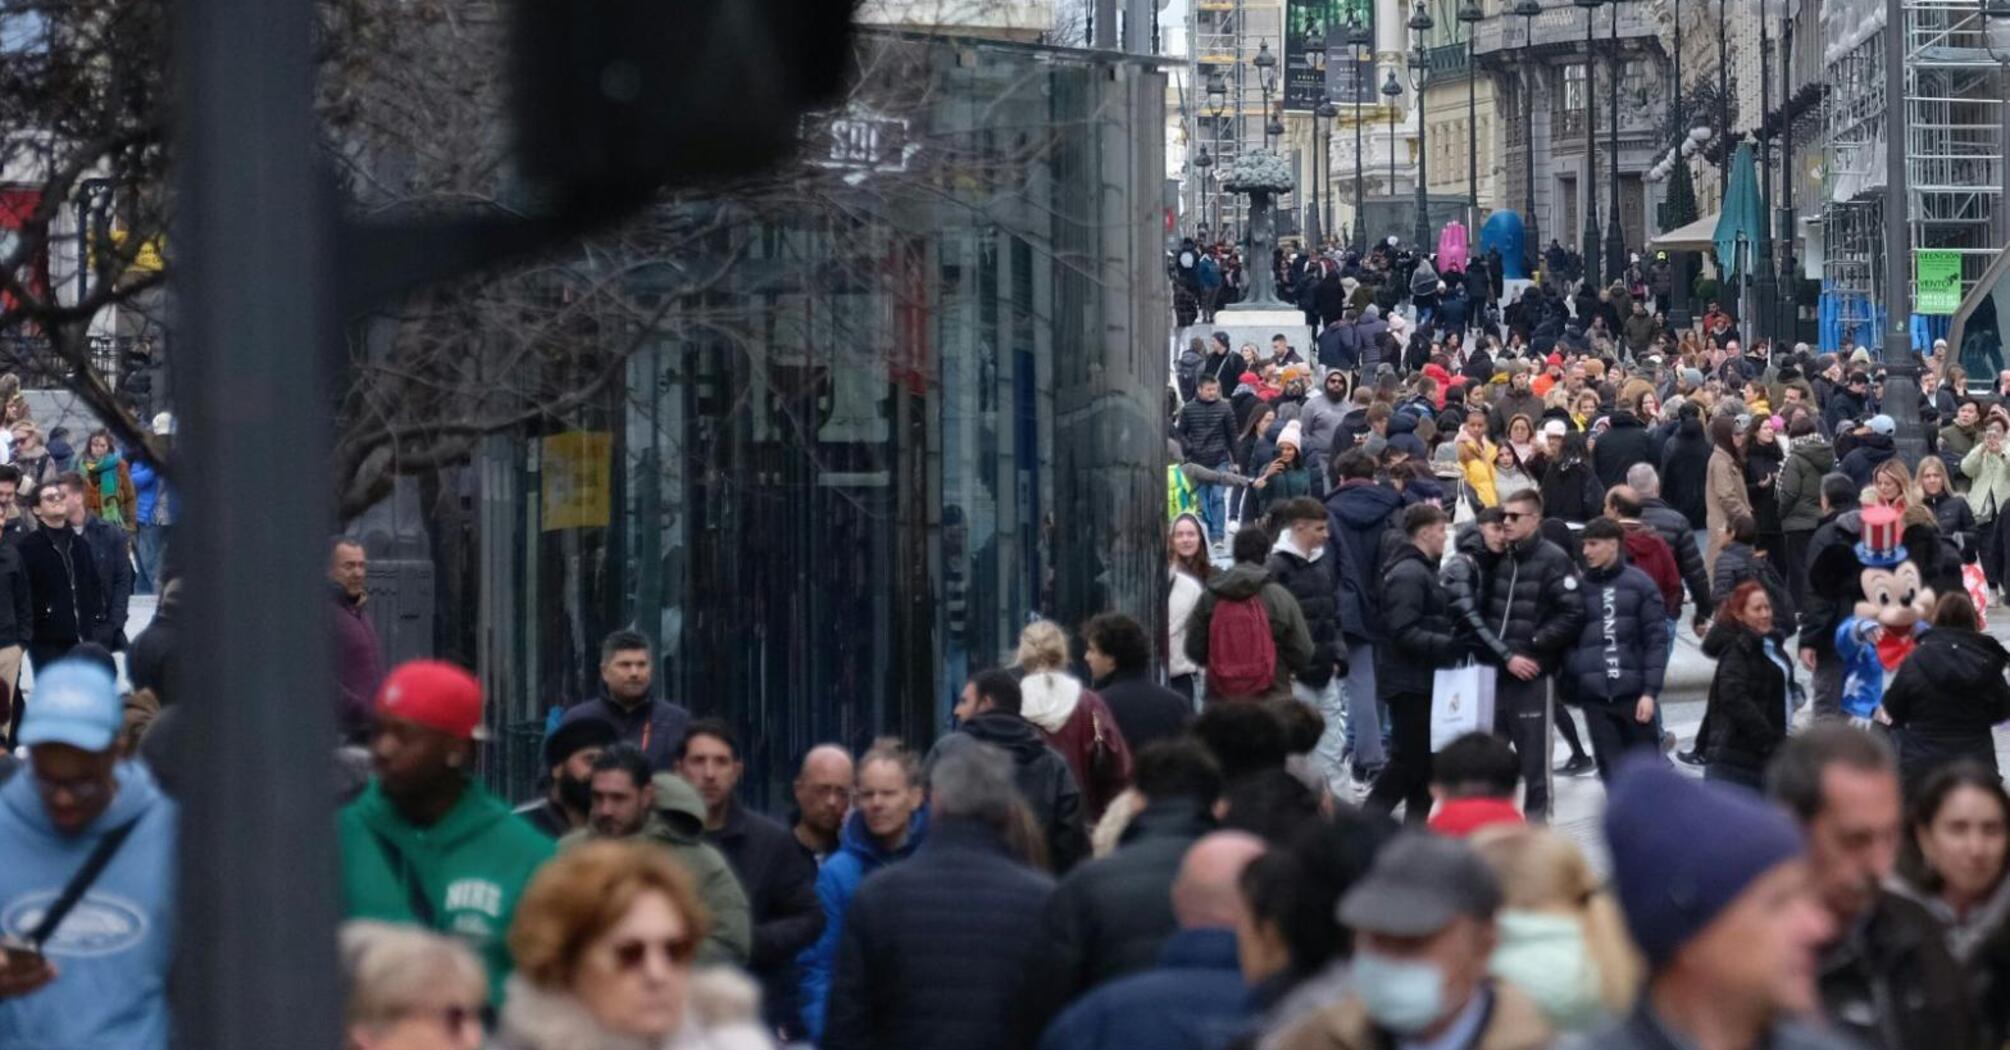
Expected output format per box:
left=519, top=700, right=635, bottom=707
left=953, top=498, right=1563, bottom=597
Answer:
left=1286, top=0, right=1347, bottom=110
left=1916, top=250, right=1962, bottom=315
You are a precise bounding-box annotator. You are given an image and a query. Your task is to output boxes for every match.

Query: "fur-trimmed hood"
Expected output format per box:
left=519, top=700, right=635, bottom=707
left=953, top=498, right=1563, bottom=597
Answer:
left=494, top=970, right=772, bottom=1050
left=1018, top=669, right=1084, bottom=734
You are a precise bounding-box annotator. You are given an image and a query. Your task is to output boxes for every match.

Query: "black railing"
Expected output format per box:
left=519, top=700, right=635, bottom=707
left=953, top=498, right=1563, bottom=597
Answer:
left=0, top=333, right=134, bottom=391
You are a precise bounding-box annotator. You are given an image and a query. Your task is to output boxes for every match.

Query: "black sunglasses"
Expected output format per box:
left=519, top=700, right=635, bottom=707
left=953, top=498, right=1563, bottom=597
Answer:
left=611, top=936, right=697, bottom=971
left=1501, top=511, right=1530, bottom=522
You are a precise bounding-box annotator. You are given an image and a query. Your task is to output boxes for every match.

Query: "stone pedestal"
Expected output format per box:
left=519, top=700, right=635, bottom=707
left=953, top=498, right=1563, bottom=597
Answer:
left=1178, top=307, right=1315, bottom=367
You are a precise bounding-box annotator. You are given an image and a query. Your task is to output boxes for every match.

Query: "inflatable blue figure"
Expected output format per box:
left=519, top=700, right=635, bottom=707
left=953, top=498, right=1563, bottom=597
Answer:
left=1479, top=211, right=1527, bottom=280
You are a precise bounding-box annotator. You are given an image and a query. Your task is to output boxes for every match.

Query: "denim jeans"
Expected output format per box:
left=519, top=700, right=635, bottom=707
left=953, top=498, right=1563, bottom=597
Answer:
left=1198, top=459, right=1235, bottom=544
left=1342, top=641, right=1385, bottom=770
left=1297, top=677, right=1350, bottom=797
left=135, top=522, right=171, bottom=595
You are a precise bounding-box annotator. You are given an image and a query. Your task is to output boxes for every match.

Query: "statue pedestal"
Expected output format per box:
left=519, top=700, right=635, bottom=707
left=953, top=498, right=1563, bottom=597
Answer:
left=1180, top=307, right=1314, bottom=372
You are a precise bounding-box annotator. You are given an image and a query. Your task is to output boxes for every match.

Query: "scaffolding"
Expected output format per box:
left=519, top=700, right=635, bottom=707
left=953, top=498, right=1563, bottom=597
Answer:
left=1191, top=0, right=1255, bottom=236
left=1820, top=0, right=2007, bottom=351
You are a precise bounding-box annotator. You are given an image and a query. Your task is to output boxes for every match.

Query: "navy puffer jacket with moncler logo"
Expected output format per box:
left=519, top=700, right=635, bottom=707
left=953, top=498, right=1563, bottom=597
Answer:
left=1562, top=559, right=1669, bottom=704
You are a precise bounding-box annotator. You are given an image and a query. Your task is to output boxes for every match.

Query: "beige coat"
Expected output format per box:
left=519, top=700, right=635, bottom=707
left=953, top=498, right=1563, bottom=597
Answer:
left=1704, top=447, right=1752, bottom=580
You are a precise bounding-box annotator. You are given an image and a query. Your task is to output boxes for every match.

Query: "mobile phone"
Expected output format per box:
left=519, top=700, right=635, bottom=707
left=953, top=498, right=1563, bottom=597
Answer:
left=0, top=936, right=42, bottom=972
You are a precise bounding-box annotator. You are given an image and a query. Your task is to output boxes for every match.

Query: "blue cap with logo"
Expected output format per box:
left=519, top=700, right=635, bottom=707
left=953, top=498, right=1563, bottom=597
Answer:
left=20, top=659, right=123, bottom=752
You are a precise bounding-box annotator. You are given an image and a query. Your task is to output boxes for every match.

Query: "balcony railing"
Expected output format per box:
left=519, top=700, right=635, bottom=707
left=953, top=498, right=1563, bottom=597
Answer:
left=1471, top=2, right=1662, bottom=55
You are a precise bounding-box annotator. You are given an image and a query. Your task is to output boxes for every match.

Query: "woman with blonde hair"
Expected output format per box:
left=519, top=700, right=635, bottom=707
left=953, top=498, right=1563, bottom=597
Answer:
left=340, top=921, right=488, bottom=1050
left=1016, top=618, right=1133, bottom=819
left=1869, top=456, right=1934, bottom=531
left=1472, top=826, right=1642, bottom=1034
left=495, top=840, right=770, bottom=1050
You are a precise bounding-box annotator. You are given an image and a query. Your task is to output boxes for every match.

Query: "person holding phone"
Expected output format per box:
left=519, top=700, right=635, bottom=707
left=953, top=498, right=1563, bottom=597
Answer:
left=0, top=659, right=179, bottom=1048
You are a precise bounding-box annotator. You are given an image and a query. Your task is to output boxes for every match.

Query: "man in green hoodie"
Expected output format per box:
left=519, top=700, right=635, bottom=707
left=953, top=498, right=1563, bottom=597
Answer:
left=338, top=660, right=556, bottom=1003
left=557, top=742, right=752, bottom=966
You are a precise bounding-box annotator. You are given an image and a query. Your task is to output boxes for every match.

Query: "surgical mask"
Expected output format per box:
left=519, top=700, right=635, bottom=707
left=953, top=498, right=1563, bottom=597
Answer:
left=1350, top=949, right=1447, bottom=1035
left=1489, top=910, right=1605, bottom=1032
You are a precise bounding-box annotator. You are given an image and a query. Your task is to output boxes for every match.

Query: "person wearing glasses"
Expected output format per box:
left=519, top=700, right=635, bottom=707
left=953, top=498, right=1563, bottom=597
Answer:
left=1482, top=489, right=1586, bottom=824
left=0, top=660, right=178, bottom=1048
left=494, top=840, right=772, bottom=1050
left=17, top=480, right=106, bottom=676
left=340, top=921, right=487, bottom=1050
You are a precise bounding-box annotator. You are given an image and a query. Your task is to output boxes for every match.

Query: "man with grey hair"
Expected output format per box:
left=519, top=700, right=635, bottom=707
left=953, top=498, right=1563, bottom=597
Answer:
left=1037, top=832, right=1266, bottom=1050
left=824, top=743, right=1056, bottom=1050
left=1624, top=463, right=1712, bottom=635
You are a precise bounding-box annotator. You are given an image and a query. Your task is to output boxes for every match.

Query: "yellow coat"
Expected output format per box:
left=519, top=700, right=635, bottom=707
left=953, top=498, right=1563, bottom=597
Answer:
left=1459, top=436, right=1499, bottom=507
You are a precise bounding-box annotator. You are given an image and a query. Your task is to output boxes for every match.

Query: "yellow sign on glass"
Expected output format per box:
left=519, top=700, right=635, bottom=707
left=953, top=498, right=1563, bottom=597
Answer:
left=541, top=431, right=612, bottom=530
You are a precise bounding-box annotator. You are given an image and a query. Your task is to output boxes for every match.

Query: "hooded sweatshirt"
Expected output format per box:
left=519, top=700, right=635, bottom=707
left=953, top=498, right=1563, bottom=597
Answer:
left=569, top=774, right=751, bottom=967
left=0, top=762, right=177, bottom=1050
left=928, top=711, right=1087, bottom=871
left=797, top=807, right=929, bottom=1040
left=1019, top=671, right=1132, bottom=824
left=339, top=779, right=556, bottom=1002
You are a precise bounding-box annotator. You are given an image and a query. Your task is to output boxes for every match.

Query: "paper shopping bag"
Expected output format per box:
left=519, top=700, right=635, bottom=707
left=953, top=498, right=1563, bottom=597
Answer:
left=1431, top=662, right=1496, bottom=752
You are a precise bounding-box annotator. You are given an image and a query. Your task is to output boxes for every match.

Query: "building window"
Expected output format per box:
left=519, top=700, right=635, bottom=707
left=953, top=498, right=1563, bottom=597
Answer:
left=1556, top=63, right=1587, bottom=138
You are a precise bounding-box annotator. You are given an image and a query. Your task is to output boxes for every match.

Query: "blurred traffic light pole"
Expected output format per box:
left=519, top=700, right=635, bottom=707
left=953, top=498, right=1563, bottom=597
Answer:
left=169, top=1, right=854, bottom=1044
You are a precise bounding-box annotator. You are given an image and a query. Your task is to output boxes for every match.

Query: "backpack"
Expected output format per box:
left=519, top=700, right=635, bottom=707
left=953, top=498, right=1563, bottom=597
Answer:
left=1207, top=593, right=1278, bottom=698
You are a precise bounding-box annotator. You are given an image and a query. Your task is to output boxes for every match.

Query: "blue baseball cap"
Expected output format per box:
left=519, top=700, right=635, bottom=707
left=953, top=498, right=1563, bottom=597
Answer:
left=20, top=659, right=123, bottom=752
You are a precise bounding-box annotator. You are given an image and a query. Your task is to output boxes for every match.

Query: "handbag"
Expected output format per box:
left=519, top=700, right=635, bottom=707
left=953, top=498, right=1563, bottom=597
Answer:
left=1431, top=662, right=1497, bottom=752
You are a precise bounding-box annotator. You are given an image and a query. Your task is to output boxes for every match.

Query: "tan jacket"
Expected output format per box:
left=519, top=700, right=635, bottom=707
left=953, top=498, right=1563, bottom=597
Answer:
left=1704, top=447, right=1752, bottom=537
left=1265, top=982, right=1555, bottom=1050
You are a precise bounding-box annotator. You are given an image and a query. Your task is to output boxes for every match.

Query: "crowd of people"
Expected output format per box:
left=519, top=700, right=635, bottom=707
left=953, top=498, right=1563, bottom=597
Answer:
left=4, top=232, right=2010, bottom=1050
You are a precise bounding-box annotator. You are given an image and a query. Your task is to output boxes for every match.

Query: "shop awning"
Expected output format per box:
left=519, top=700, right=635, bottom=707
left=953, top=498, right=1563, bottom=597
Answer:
left=1647, top=212, right=1722, bottom=252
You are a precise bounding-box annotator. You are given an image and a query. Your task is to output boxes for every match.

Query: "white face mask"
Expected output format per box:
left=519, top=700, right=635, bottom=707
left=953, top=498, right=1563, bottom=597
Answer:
left=1488, top=910, right=1607, bottom=1032
left=1350, top=948, right=1448, bottom=1035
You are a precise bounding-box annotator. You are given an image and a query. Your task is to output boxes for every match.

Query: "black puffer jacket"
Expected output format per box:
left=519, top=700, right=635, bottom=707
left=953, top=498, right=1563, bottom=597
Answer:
left=1592, top=411, right=1657, bottom=488
left=1710, top=542, right=1796, bottom=633
left=1482, top=531, right=1586, bottom=668
left=1639, top=497, right=1712, bottom=612
left=823, top=819, right=1053, bottom=1050
left=1562, top=560, right=1669, bottom=704
left=1882, top=627, right=2010, bottom=782
left=1745, top=441, right=1786, bottom=540
left=1700, top=620, right=1791, bottom=775
left=1925, top=490, right=1979, bottom=563
left=1799, top=508, right=1863, bottom=654
left=1175, top=396, right=1239, bottom=466
left=1660, top=417, right=1713, bottom=529
left=927, top=713, right=1087, bottom=873
left=1378, top=541, right=1467, bottom=696
left=1014, top=802, right=1214, bottom=1042
left=1267, top=538, right=1342, bottom=688
left=1444, top=524, right=1513, bottom=665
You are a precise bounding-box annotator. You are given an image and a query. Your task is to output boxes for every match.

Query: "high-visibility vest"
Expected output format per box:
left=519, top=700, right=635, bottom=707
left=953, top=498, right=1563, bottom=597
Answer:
left=1167, top=464, right=1195, bottom=521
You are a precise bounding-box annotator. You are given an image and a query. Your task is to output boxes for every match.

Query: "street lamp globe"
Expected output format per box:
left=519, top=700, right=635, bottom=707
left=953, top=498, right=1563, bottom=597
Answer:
left=1381, top=68, right=1403, bottom=98
left=1459, top=0, right=1484, bottom=23
left=1513, top=0, right=1542, bottom=14
left=1194, top=146, right=1214, bottom=170
left=1409, top=0, right=1436, bottom=32
left=1206, top=70, right=1228, bottom=116
left=1316, top=100, right=1339, bottom=119
left=1255, top=40, right=1278, bottom=95
left=1347, top=13, right=1373, bottom=46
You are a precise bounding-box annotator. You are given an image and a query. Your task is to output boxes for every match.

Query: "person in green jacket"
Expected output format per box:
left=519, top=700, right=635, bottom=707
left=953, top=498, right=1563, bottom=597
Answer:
left=557, top=744, right=753, bottom=966
left=337, top=660, right=556, bottom=1004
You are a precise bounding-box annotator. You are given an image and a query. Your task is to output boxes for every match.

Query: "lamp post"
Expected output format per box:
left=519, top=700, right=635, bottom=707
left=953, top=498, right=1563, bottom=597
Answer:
left=1193, top=145, right=1215, bottom=239
left=1602, top=0, right=1628, bottom=284
left=1408, top=0, right=1436, bottom=249
left=1207, top=68, right=1228, bottom=241
left=1383, top=68, right=1404, bottom=224
left=1576, top=0, right=1604, bottom=288
left=1881, top=0, right=1923, bottom=461
left=1317, top=100, right=1339, bottom=246
left=1307, top=28, right=1329, bottom=246
left=1460, top=0, right=1483, bottom=236
left=1516, top=0, right=1542, bottom=275
left=1777, top=0, right=1798, bottom=344
left=1349, top=12, right=1373, bottom=252
left=1669, top=0, right=1689, bottom=330
left=1256, top=41, right=1279, bottom=150
left=1752, top=0, right=1778, bottom=345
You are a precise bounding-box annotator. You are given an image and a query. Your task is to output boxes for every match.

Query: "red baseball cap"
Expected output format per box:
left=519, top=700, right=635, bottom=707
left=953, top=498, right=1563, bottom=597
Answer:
left=375, top=660, right=487, bottom=740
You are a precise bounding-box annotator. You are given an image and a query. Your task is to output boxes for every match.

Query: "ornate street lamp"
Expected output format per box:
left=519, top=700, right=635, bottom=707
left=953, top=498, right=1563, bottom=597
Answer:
left=1349, top=11, right=1374, bottom=252
left=1382, top=69, right=1404, bottom=222
left=1317, top=99, right=1339, bottom=245
left=1193, top=145, right=1215, bottom=237
left=1408, top=0, right=1436, bottom=249
left=1459, top=0, right=1484, bottom=236
left=1206, top=68, right=1228, bottom=243
left=1574, top=0, right=1604, bottom=287
left=1516, top=0, right=1542, bottom=274
left=1603, top=0, right=1629, bottom=284
left=1255, top=41, right=1279, bottom=150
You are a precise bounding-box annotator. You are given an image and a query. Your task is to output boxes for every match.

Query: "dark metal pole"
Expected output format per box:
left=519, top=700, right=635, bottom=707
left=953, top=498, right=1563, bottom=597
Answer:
left=1603, top=0, right=1626, bottom=283
left=174, top=0, right=339, bottom=1048
left=1670, top=0, right=1690, bottom=330
left=1414, top=63, right=1432, bottom=248
left=1525, top=12, right=1541, bottom=276
left=1753, top=1, right=1778, bottom=345
left=1468, top=30, right=1480, bottom=232
left=1779, top=7, right=1797, bottom=344
left=1882, top=0, right=1924, bottom=461
left=1355, top=42, right=1368, bottom=252
left=1583, top=3, right=1601, bottom=287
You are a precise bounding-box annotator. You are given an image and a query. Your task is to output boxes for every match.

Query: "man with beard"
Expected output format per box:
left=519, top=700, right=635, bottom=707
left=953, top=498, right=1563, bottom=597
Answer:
left=512, top=714, right=616, bottom=837
left=338, top=660, right=556, bottom=1001
left=1299, top=369, right=1352, bottom=461
left=1488, top=363, right=1546, bottom=440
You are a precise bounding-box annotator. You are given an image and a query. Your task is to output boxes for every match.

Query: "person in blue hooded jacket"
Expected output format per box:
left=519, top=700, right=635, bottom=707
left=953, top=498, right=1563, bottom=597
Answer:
left=796, top=738, right=929, bottom=1041
left=0, top=659, right=177, bottom=1050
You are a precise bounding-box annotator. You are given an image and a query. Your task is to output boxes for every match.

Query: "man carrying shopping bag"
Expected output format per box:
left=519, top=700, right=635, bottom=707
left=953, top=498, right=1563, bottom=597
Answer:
left=1366, top=503, right=1470, bottom=824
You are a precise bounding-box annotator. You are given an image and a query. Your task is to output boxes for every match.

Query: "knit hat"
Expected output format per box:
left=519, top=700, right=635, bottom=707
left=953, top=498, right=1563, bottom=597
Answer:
left=1277, top=420, right=1303, bottom=450
left=1603, top=758, right=1803, bottom=968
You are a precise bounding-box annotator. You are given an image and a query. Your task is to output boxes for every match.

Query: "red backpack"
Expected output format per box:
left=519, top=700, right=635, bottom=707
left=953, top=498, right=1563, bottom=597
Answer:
left=1207, top=594, right=1278, bottom=699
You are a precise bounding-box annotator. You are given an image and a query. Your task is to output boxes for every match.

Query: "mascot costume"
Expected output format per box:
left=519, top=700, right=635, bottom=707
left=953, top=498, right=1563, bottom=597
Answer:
left=1812, top=505, right=1937, bottom=721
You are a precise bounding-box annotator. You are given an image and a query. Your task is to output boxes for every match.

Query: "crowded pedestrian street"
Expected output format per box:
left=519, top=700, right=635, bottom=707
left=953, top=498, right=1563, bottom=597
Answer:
left=7, top=0, right=2010, bottom=1048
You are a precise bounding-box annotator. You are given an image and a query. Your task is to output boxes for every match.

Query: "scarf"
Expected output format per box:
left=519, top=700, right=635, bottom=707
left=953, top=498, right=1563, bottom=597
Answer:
left=85, top=451, right=125, bottom=527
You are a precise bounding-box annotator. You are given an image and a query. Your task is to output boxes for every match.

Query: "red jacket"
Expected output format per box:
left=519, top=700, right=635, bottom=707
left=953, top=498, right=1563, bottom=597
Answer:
left=1621, top=522, right=1684, bottom=618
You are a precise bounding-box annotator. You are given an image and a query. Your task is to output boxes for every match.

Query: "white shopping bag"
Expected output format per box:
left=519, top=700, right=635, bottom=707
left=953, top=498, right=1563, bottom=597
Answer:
left=1431, top=662, right=1497, bottom=752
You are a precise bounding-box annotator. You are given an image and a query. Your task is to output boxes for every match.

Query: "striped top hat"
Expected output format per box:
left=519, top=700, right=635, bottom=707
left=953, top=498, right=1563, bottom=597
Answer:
left=1854, top=505, right=1908, bottom=569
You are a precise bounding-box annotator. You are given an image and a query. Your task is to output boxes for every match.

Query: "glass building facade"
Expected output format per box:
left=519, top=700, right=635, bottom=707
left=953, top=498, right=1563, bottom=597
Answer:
left=469, top=34, right=1169, bottom=805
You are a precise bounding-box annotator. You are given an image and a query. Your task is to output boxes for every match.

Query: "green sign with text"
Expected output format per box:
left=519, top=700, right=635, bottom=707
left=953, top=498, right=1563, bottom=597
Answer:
left=1917, top=250, right=1962, bottom=315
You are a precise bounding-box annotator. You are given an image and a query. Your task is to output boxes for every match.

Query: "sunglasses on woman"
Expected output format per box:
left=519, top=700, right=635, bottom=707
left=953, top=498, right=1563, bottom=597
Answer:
left=611, top=936, right=698, bottom=971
